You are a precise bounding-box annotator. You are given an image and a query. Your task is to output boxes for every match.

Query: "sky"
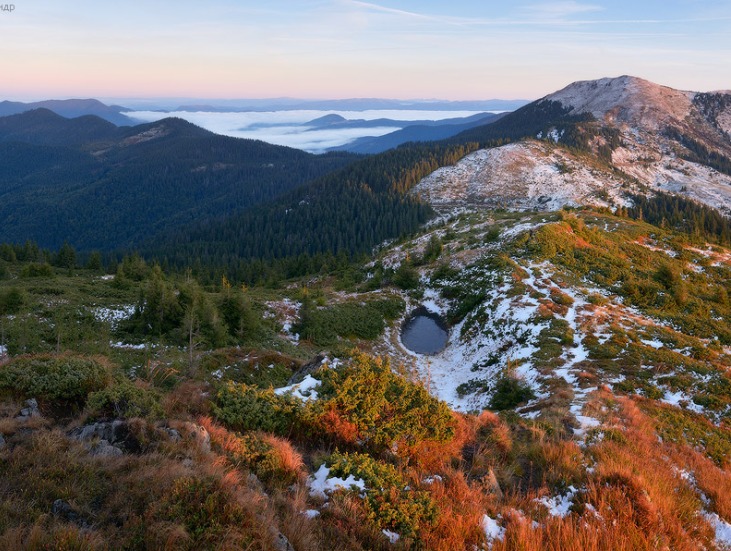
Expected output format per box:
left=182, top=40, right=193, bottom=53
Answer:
left=1, top=0, right=730, bottom=101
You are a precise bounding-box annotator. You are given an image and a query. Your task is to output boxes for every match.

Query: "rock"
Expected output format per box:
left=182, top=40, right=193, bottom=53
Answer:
left=89, top=439, right=124, bottom=457
left=287, top=354, right=326, bottom=385
left=17, top=398, right=40, bottom=419
left=164, top=428, right=181, bottom=442
left=69, top=420, right=140, bottom=454
left=482, top=469, right=503, bottom=499
left=0, top=434, right=5, bottom=449
left=272, top=530, right=295, bottom=551
left=52, top=499, right=90, bottom=528
left=69, top=420, right=127, bottom=444
left=247, top=473, right=265, bottom=493
left=52, top=499, right=80, bottom=522
left=173, top=422, right=211, bottom=453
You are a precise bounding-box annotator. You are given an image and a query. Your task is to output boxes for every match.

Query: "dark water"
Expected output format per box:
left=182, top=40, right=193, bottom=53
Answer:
left=400, top=307, right=449, bottom=355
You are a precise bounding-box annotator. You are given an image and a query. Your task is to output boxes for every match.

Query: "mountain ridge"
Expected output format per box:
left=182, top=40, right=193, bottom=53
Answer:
left=416, top=75, right=731, bottom=216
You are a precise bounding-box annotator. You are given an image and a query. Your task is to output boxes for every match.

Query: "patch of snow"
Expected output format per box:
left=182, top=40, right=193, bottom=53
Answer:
left=308, top=464, right=367, bottom=499
left=110, top=341, right=147, bottom=350
left=481, top=515, right=505, bottom=546
left=422, top=475, right=443, bottom=485
left=0, top=345, right=6, bottom=356
left=661, top=389, right=705, bottom=414
left=420, top=287, right=448, bottom=316
left=413, top=141, right=629, bottom=211
left=706, top=513, right=731, bottom=549
left=275, top=374, right=321, bottom=401
left=535, top=486, right=579, bottom=517
left=303, top=509, right=321, bottom=519
left=91, top=305, right=135, bottom=329
left=382, top=530, right=400, bottom=544
left=641, top=338, right=664, bottom=349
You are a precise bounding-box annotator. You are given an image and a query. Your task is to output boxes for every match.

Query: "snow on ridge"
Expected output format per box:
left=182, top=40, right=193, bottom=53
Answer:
left=544, top=75, right=694, bottom=125
left=412, top=141, right=628, bottom=211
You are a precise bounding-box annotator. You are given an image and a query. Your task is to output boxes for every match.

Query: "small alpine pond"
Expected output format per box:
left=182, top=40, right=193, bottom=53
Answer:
left=400, top=307, right=449, bottom=355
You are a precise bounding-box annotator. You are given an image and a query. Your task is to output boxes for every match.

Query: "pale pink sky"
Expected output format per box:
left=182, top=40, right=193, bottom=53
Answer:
left=2, top=0, right=730, bottom=100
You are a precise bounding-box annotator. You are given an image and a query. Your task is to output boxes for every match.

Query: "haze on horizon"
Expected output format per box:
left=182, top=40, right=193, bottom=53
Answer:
left=1, top=0, right=730, bottom=102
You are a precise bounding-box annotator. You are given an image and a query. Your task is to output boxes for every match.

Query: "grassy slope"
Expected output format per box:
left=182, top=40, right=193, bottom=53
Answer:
left=1, top=208, right=730, bottom=550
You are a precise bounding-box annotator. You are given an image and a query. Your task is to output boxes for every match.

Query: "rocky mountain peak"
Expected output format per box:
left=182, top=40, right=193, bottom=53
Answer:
left=543, top=75, right=695, bottom=127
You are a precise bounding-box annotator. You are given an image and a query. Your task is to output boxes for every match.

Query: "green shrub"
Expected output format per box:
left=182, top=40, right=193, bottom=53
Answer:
left=20, top=263, right=54, bottom=278
left=488, top=377, right=536, bottom=410
left=0, top=287, right=25, bottom=315
left=0, top=353, right=111, bottom=404
left=87, top=379, right=163, bottom=419
left=212, top=382, right=301, bottom=435
left=327, top=451, right=437, bottom=538
left=311, top=352, right=455, bottom=452
left=296, top=296, right=404, bottom=346
left=393, top=261, right=420, bottom=290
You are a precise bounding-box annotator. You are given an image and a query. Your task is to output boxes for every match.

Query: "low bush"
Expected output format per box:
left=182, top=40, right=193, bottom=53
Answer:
left=87, top=379, right=163, bottom=419
left=327, top=451, right=437, bottom=538
left=202, top=418, right=305, bottom=488
left=310, top=352, right=455, bottom=454
left=488, top=377, right=536, bottom=411
left=0, top=353, right=111, bottom=405
left=211, top=381, right=301, bottom=435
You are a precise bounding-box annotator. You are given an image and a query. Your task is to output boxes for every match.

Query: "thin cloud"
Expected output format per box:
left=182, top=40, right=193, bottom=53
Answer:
left=342, top=0, right=436, bottom=21
left=523, top=1, right=604, bottom=18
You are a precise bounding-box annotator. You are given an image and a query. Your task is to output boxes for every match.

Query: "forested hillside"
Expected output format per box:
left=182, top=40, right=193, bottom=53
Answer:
left=0, top=111, right=356, bottom=250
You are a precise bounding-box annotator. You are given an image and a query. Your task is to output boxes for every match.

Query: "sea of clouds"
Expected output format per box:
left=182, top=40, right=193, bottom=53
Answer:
left=126, top=109, right=483, bottom=153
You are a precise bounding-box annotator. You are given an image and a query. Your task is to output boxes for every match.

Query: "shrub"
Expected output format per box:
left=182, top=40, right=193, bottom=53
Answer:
left=20, top=263, right=54, bottom=278
left=202, top=418, right=304, bottom=488
left=326, top=452, right=437, bottom=538
left=296, top=297, right=404, bottom=346
left=212, top=382, right=301, bottom=435
left=310, top=352, right=455, bottom=453
left=0, top=287, right=24, bottom=315
left=0, top=353, right=111, bottom=405
left=393, top=261, right=420, bottom=290
left=155, top=476, right=258, bottom=549
left=488, top=377, right=536, bottom=411
left=87, top=379, right=163, bottom=419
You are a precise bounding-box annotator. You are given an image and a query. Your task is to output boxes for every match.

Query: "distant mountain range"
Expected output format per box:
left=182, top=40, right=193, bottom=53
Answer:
left=170, top=97, right=528, bottom=113
left=327, top=112, right=504, bottom=154
left=0, top=99, right=134, bottom=126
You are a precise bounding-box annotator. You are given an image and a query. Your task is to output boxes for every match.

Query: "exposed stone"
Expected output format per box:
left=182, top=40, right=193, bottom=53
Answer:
left=89, top=439, right=124, bottom=457
left=17, top=398, right=40, bottom=419
left=69, top=420, right=143, bottom=454
left=164, top=428, right=182, bottom=442
left=482, top=469, right=503, bottom=499
left=52, top=499, right=80, bottom=522
left=272, top=530, right=295, bottom=551
left=0, top=434, right=6, bottom=449
left=171, top=422, right=211, bottom=453
left=287, top=353, right=326, bottom=385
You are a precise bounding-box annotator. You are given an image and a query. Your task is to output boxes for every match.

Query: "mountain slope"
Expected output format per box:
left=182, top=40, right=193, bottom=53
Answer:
left=0, top=109, right=121, bottom=146
left=416, top=76, right=731, bottom=215
left=0, top=112, right=356, bottom=250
